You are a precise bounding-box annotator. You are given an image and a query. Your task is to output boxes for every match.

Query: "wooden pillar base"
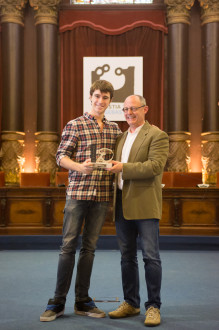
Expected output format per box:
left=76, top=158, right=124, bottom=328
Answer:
left=0, top=131, right=25, bottom=185
left=201, top=131, right=219, bottom=186
left=35, top=132, right=59, bottom=184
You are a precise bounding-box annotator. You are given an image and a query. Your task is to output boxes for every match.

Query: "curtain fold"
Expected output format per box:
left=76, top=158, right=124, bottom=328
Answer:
left=61, top=25, right=165, bottom=132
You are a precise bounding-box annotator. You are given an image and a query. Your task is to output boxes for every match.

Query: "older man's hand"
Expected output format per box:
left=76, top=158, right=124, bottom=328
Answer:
left=106, top=160, right=123, bottom=173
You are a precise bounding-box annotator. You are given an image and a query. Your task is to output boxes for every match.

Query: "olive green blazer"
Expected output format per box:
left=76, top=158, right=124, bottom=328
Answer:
left=113, top=121, right=169, bottom=220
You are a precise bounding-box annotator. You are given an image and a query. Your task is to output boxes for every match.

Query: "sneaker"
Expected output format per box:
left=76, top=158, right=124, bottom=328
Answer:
left=108, top=301, right=140, bottom=319
left=144, top=306, right=161, bottom=326
left=74, top=298, right=106, bottom=318
left=40, top=298, right=65, bottom=322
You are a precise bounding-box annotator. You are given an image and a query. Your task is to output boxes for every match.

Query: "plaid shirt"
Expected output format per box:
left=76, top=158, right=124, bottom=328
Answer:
left=56, top=112, right=121, bottom=201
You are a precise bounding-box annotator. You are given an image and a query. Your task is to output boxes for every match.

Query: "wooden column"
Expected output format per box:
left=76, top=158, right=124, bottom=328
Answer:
left=198, top=0, right=219, bottom=185
left=0, top=0, right=27, bottom=184
left=30, top=0, right=60, bottom=183
left=164, top=0, right=195, bottom=172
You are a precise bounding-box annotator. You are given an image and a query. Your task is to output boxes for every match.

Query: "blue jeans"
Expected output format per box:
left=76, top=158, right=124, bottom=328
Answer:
left=115, top=191, right=162, bottom=310
left=54, top=199, right=108, bottom=303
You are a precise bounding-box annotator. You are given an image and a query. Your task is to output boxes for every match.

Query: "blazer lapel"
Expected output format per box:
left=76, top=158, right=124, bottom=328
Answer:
left=128, top=122, right=151, bottom=162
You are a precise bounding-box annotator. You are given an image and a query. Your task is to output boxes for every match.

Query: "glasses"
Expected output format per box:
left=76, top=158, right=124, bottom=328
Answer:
left=122, top=105, right=145, bottom=113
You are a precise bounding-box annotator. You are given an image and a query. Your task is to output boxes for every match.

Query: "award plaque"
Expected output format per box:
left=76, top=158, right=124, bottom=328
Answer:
left=90, top=145, right=113, bottom=169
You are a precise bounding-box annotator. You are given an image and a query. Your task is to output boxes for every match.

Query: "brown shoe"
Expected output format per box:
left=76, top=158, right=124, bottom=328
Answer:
left=109, top=301, right=140, bottom=319
left=144, top=306, right=161, bottom=326
left=74, top=299, right=106, bottom=318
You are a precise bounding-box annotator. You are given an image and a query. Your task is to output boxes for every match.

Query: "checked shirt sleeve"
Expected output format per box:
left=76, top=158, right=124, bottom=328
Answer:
left=56, top=121, right=79, bottom=166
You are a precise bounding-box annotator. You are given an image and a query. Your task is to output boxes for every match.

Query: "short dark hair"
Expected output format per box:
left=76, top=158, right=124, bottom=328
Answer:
left=90, top=80, right=114, bottom=100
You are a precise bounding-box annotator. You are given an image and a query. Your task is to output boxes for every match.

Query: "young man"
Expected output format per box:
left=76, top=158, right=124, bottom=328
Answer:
left=107, top=95, right=169, bottom=327
left=40, top=80, right=121, bottom=322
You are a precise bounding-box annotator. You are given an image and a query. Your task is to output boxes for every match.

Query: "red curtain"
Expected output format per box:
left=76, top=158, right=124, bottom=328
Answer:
left=60, top=10, right=166, bottom=132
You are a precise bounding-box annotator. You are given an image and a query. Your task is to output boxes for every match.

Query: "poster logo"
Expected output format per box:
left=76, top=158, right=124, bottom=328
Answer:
left=83, top=57, right=143, bottom=121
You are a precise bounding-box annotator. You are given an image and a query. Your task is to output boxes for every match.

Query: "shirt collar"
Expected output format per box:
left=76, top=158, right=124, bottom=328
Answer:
left=128, top=122, right=145, bottom=135
left=85, top=112, right=108, bottom=124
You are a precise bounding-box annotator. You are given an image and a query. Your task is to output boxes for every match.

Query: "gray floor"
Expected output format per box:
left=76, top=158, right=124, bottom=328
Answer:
left=0, top=249, right=219, bottom=330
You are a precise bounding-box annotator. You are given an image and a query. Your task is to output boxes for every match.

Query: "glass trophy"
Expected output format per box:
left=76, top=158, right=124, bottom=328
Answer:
left=90, top=145, right=113, bottom=169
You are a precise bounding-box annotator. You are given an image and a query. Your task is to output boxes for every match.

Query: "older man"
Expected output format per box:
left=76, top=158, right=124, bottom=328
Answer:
left=107, top=95, right=169, bottom=327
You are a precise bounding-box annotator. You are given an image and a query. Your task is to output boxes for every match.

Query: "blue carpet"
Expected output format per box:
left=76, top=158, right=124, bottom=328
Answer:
left=0, top=250, right=219, bottom=329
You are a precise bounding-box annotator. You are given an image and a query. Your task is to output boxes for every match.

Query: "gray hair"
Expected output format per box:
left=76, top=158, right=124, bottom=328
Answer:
left=135, top=95, right=147, bottom=106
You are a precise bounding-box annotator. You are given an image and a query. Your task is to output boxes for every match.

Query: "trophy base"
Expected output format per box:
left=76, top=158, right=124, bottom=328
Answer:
left=91, top=162, right=112, bottom=169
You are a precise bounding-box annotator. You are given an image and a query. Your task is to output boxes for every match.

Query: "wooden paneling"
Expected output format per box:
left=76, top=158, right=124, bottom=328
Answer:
left=55, top=172, right=68, bottom=187
left=160, top=199, right=173, bottom=226
left=20, top=172, right=50, bottom=187
left=160, top=188, right=219, bottom=236
left=0, top=187, right=219, bottom=236
left=162, top=172, right=202, bottom=187
left=52, top=200, right=65, bottom=226
left=182, top=201, right=216, bottom=226
left=9, top=200, right=43, bottom=226
left=0, top=172, right=5, bottom=187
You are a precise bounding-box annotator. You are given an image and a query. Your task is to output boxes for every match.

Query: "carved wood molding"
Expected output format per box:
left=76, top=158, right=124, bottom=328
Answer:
left=198, top=0, right=219, bottom=25
left=0, top=0, right=28, bottom=26
left=164, top=0, right=195, bottom=25
left=29, top=0, right=61, bottom=25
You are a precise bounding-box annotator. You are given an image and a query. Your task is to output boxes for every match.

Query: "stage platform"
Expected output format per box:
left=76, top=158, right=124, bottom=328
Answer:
left=1, top=235, right=219, bottom=251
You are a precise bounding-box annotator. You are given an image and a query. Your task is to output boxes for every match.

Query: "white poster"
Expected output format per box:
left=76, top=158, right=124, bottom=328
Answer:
left=83, top=57, right=143, bottom=121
